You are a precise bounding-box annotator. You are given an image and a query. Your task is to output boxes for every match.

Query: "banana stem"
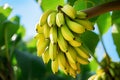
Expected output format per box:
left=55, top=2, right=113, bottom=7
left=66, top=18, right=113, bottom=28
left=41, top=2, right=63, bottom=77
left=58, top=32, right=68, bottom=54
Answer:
left=4, top=27, right=10, bottom=61
left=82, top=1, right=120, bottom=19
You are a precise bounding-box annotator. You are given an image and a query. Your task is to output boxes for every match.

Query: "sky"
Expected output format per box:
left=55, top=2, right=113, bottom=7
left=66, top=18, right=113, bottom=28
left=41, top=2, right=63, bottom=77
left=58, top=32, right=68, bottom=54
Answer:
left=0, top=0, right=42, bottom=40
left=0, top=0, right=119, bottom=61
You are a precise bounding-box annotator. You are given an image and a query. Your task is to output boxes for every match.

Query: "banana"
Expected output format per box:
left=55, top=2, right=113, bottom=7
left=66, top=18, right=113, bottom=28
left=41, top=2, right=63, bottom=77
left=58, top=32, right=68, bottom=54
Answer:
left=49, top=25, right=57, bottom=44
left=108, top=68, right=115, bottom=77
left=61, top=24, right=75, bottom=41
left=37, top=38, right=50, bottom=56
left=47, top=11, right=57, bottom=27
left=39, top=10, right=54, bottom=26
left=51, top=56, right=59, bottom=74
left=74, top=47, right=90, bottom=59
left=68, top=66, right=76, bottom=78
left=75, top=19, right=94, bottom=30
left=56, top=12, right=65, bottom=27
left=76, top=11, right=87, bottom=19
left=88, top=75, right=96, bottom=80
left=43, top=23, right=50, bottom=39
left=65, top=16, right=85, bottom=33
left=49, top=42, right=58, bottom=61
left=42, top=48, right=50, bottom=64
left=58, top=51, right=69, bottom=75
left=61, top=4, right=76, bottom=19
left=65, top=46, right=77, bottom=64
left=94, top=74, right=102, bottom=80
left=96, top=68, right=104, bottom=75
left=35, top=23, right=44, bottom=33
left=34, top=33, right=43, bottom=40
left=68, top=37, right=82, bottom=47
left=76, top=63, right=81, bottom=74
left=76, top=55, right=89, bottom=64
left=58, top=29, right=68, bottom=52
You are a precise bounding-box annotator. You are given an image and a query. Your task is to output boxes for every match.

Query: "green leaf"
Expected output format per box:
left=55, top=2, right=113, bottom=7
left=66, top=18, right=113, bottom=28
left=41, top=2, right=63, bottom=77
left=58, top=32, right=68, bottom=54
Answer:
left=112, top=26, right=120, bottom=58
left=39, top=0, right=64, bottom=11
left=17, top=25, right=26, bottom=37
left=112, top=11, right=120, bottom=25
left=0, top=5, right=12, bottom=22
left=80, top=31, right=99, bottom=53
left=73, top=0, right=87, bottom=11
left=68, top=0, right=77, bottom=6
left=14, top=49, right=47, bottom=80
left=112, top=11, right=120, bottom=58
left=89, top=59, right=98, bottom=72
left=96, top=12, right=112, bottom=36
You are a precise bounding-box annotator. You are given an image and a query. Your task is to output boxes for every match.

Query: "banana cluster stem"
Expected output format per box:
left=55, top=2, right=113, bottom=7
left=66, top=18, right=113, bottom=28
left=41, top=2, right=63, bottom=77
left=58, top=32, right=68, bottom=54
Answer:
left=82, top=1, right=120, bottom=19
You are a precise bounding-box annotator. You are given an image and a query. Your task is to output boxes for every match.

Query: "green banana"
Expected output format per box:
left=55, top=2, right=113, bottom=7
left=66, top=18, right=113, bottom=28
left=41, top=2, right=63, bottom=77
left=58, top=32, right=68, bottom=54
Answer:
left=56, top=12, right=65, bottom=27
left=39, top=10, right=54, bottom=26
left=76, top=11, right=87, bottom=19
left=65, top=16, right=85, bottom=33
left=61, top=4, right=76, bottom=19
left=43, top=23, right=50, bottom=39
left=58, top=29, right=68, bottom=52
left=42, top=48, right=50, bottom=64
left=51, top=56, right=59, bottom=74
left=49, top=25, right=57, bottom=44
left=47, top=11, right=57, bottom=27
left=49, top=42, right=58, bottom=61
left=61, top=24, right=75, bottom=41
left=75, top=19, right=94, bottom=30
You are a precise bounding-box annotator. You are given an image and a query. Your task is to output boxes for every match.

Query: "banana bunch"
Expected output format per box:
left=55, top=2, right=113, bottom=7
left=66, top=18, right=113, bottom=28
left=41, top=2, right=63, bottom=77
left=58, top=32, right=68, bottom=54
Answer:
left=88, top=57, right=120, bottom=80
left=35, top=4, right=94, bottom=78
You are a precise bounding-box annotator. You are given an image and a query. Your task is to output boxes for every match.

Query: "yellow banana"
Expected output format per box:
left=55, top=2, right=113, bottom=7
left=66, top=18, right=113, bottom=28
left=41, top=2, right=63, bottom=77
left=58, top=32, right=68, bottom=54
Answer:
left=68, top=37, right=82, bottom=47
left=76, top=11, right=87, bottom=19
left=75, top=19, right=94, bottom=30
left=49, top=42, right=58, bottom=61
left=34, top=33, right=42, bottom=40
left=58, top=29, right=68, bottom=52
left=68, top=66, right=76, bottom=78
left=42, top=48, right=50, bottom=64
left=61, top=24, right=75, bottom=41
left=76, top=55, right=89, bottom=64
left=51, top=56, right=59, bottom=74
left=88, top=75, right=97, bottom=80
left=39, top=10, right=54, bottom=26
left=76, top=63, right=81, bottom=74
left=58, top=51, right=69, bottom=75
left=65, top=16, right=85, bottom=33
left=49, top=25, right=57, bottom=44
left=37, top=34, right=50, bottom=56
left=61, top=4, right=76, bottom=19
left=96, top=68, right=104, bottom=75
left=56, top=12, right=65, bottom=27
left=35, top=23, right=44, bottom=33
left=94, top=74, right=102, bottom=80
left=47, top=11, right=57, bottom=27
left=75, top=47, right=90, bottom=59
left=43, top=23, right=50, bottom=39
left=65, top=46, right=77, bottom=64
